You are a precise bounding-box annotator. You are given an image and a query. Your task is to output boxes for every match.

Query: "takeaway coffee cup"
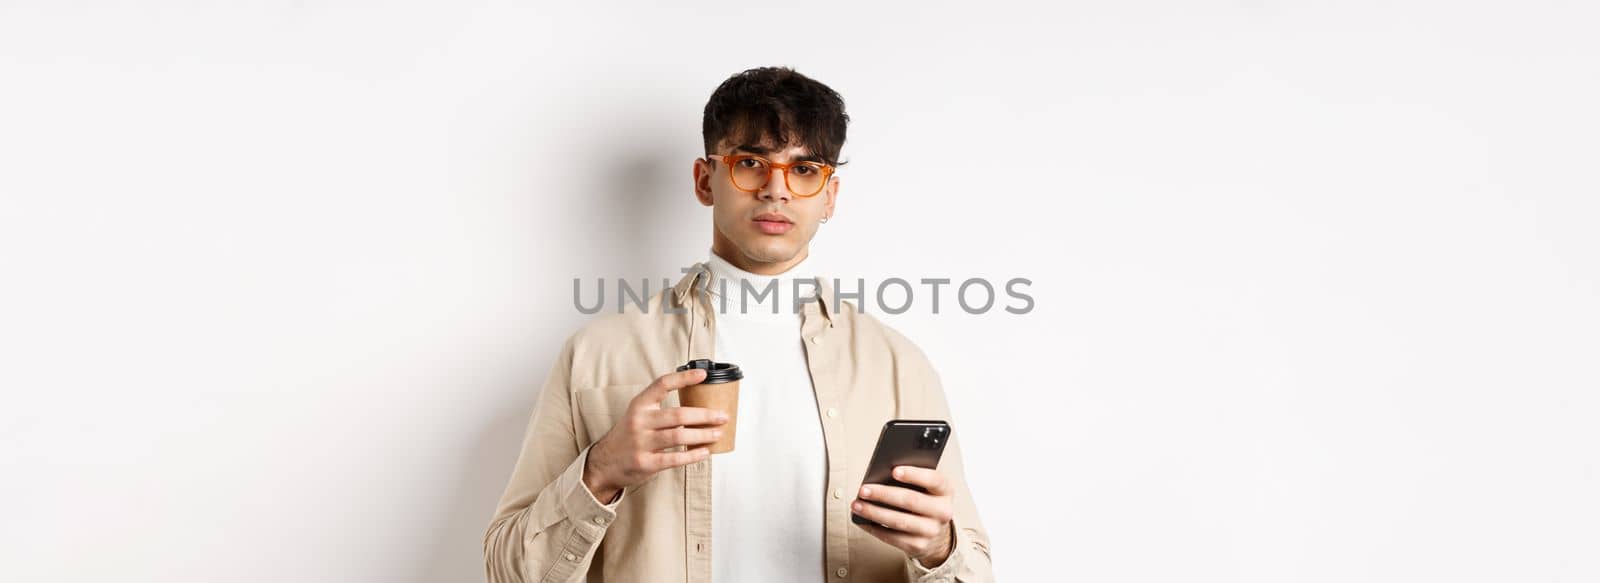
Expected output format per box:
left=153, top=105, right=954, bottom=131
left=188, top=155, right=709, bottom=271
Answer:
left=675, top=358, right=744, bottom=454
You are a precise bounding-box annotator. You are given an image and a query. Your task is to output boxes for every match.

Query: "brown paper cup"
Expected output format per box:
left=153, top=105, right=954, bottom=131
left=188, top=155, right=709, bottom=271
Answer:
left=675, top=359, right=744, bottom=454
left=679, top=378, right=741, bottom=453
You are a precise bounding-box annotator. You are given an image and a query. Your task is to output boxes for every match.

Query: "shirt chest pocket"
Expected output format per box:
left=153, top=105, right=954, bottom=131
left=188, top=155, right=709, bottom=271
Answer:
left=574, top=383, right=675, bottom=446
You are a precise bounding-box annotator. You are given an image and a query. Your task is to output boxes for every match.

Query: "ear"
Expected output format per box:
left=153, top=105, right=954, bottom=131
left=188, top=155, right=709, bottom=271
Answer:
left=822, top=174, right=840, bottom=218
left=692, top=157, right=715, bottom=207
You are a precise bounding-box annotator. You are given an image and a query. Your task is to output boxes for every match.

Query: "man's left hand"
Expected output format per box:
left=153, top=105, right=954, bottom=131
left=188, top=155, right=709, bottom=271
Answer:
left=851, top=465, right=956, bottom=568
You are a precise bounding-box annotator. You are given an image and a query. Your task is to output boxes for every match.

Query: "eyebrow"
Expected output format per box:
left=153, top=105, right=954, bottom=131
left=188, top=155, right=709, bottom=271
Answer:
left=732, top=143, right=828, bottom=165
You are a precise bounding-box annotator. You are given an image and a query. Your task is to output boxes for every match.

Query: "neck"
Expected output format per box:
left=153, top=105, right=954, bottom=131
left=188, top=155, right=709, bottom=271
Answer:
left=704, top=247, right=814, bottom=320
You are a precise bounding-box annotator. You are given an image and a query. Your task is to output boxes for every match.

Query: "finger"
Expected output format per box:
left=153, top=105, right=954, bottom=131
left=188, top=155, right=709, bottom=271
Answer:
left=644, top=406, right=729, bottom=429
left=646, top=446, right=711, bottom=471
left=646, top=426, right=723, bottom=450
left=892, top=465, right=949, bottom=496
left=850, top=498, right=942, bottom=537
left=635, top=368, right=707, bottom=407
left=859, top=483, right=954, bottom=523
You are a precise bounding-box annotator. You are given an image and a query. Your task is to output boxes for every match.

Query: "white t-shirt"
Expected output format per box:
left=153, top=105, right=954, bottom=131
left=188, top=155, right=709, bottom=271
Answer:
left=704, top=251, right=827, bottom=581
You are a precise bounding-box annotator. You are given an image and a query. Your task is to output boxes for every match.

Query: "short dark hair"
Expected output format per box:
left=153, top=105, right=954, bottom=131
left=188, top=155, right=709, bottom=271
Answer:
left=702, top=67, right=849, bottom=167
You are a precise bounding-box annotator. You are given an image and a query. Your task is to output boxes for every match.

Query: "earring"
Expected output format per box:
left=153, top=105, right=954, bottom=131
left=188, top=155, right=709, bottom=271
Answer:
left=820, top=216, right=830, bottom=224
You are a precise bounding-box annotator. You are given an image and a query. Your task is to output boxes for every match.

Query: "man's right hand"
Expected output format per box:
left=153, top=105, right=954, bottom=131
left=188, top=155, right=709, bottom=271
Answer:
left=582, top=367, right=726, bottom=503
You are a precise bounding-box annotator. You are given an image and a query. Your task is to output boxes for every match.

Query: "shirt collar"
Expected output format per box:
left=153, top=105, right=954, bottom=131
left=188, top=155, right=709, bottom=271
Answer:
left=671, top=253, right=836, bottom=326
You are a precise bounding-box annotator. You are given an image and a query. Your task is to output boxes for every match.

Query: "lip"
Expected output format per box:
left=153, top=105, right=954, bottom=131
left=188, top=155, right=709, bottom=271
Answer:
left=752, top=212, right=793, bottom=235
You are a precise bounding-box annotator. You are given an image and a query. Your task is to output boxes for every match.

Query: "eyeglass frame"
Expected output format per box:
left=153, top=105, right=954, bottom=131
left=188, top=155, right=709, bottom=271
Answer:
left=706, top=153, right=837, bottom=198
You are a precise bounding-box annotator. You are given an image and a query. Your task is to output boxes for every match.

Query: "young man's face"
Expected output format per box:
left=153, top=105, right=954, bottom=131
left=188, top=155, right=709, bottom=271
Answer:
left=692, top=137, right=839, bottom=274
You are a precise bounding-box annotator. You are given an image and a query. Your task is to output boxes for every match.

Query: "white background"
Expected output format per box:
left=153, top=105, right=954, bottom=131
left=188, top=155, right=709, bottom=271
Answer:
left=3, top=1, right=1598, bottom=581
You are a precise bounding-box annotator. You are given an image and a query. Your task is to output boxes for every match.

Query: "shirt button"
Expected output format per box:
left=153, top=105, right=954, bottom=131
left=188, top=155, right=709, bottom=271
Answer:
left=832, top=488, right=844, bottom=499
left=811, top=335, right=823, bottom=345
left=564, top=552, right=577, bottom=561
left=826, top=408, right=838, bottom=419
left=835, top=566, right=849, bottom=577
left=593, top=516, right=608, bottom=525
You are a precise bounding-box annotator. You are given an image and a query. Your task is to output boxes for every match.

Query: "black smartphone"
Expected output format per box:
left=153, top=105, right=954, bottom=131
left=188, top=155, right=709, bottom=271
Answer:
left=852, top=419, right=951, bottom=525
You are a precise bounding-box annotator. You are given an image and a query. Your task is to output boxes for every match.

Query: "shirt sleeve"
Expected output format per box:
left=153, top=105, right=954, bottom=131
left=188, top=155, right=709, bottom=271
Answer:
left=904, top=516, right=982, bottom=582
left=483, top=337, right=626, bottom=583
left=895, top=335, right=996, bottom=583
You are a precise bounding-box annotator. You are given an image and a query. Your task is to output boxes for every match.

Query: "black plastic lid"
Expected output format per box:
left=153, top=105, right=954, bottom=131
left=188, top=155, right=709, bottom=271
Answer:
left=676, top=358, right=743, bottom=383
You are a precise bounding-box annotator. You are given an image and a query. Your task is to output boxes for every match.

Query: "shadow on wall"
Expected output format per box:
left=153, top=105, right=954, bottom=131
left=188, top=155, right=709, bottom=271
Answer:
left=413, top=103, right=694, bottom=582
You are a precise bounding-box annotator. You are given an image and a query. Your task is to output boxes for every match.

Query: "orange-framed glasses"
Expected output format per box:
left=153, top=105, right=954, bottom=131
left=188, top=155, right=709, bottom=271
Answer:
left=707, top=154, right=835, bottom=198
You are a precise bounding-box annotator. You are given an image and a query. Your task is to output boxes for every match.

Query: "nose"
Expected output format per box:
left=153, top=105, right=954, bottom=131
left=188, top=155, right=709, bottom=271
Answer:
left=756, top=165, right=791, bottom=203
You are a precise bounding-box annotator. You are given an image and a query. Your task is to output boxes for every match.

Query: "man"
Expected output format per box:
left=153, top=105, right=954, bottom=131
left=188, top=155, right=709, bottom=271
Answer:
left=484, top=67, right=993, bottom=582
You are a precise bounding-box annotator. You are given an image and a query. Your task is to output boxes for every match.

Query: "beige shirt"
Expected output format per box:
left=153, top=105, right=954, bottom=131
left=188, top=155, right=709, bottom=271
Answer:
left=483, top=263, right=994, bottom=582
